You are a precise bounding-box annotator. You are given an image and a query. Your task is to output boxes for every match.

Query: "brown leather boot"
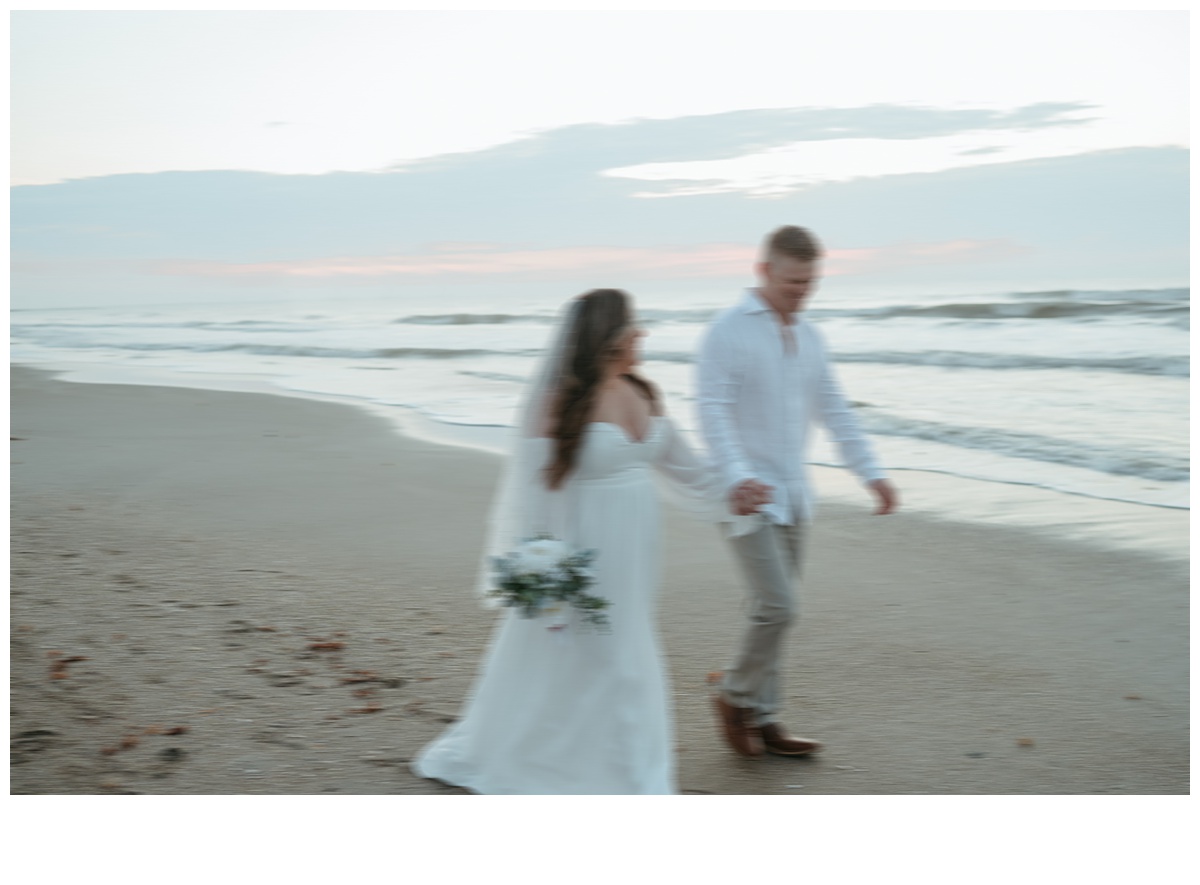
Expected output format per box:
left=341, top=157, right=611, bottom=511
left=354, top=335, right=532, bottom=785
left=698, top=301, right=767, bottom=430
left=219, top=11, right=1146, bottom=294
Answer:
left=760, top=722, right=823, bottom=757
left=713, top=694, right=764, bottom=759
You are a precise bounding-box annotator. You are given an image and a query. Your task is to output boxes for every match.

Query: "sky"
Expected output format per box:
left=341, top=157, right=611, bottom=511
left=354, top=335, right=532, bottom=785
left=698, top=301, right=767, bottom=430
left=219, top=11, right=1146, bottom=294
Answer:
left=9, top=7, right=1191, bottom=308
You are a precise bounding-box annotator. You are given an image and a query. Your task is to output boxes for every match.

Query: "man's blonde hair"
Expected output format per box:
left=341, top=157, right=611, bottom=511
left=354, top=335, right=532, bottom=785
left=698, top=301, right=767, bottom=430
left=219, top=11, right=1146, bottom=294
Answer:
left=764, top=225, right=823, bottom=263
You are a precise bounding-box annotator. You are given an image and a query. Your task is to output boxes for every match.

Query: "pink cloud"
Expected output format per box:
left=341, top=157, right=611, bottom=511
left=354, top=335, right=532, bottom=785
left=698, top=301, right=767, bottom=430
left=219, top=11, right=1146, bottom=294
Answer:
left=47, top=238, right=1025, bottom=284
left=826, top=239, right=1029, bottom=276
left=154, top=243, right=760, bottom=281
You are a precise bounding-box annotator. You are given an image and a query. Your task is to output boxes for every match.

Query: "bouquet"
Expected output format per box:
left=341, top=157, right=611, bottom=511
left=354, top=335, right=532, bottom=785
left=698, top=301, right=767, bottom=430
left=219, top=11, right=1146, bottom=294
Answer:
left=489, top=534, right=610, bottom=632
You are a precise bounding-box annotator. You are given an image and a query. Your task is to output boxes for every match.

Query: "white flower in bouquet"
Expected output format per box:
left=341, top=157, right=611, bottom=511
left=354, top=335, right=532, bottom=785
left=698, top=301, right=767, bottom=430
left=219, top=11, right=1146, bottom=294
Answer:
left=514, top=537, right=569, bottom=575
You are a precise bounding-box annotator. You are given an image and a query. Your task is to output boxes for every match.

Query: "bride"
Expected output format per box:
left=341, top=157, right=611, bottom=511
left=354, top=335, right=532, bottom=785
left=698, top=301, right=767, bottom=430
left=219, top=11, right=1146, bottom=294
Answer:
left=411, top=288, right=769, bottom=794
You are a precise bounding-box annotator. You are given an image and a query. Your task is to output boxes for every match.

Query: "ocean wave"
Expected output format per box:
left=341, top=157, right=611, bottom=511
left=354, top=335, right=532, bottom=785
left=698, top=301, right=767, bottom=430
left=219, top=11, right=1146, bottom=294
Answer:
left=15, top=340, right=538, bottom=360
left=13, top=330, right=1186, bottom=377
left=815, top=301, right=1190, bottom=322
left=640, top=348, right=1188, bottom=377
left=833, top=350, right=1189, bottom=377
left=390, top=308, right=724, bottom=326
left=393, top=313, right=554, bottom=326
left=182, top=320, right=308, bottom=329
left=456, top=369, right=528, bottom=384
left=389, top=289, right=1188, bottom=326
left=636, top=308, right=722, bottom=324
left=12, top=319, right=310, bottom=334
left=375, top=347, right=539, bottom=359
left=861, top=412, right=1189, bottom=483
left=818, top=288, right=1188, bottom=321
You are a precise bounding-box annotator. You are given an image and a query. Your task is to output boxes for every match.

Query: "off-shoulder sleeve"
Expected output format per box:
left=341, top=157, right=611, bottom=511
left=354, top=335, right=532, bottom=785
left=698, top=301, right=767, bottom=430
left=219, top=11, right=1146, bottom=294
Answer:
left=653, top=418, right=759, bottom=537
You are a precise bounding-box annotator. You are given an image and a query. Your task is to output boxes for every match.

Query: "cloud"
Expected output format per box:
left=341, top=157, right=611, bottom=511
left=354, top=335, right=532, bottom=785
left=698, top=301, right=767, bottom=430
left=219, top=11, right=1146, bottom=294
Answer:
left=600, top=104, right=1107, bottom=196
left=9, top=103, right=1188, bottom=306
left=391, top=102, right=1097, bottom=174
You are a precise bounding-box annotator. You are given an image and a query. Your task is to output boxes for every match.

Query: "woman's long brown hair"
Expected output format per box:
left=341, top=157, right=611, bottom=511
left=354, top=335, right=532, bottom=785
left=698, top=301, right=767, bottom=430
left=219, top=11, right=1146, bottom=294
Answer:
left=545, top=289, right=658, bottom=490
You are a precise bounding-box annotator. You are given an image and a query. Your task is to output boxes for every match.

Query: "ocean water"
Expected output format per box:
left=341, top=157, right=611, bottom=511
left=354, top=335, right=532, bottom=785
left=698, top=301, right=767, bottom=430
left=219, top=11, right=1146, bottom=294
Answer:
left=10, top=285, right=1189, bottom=530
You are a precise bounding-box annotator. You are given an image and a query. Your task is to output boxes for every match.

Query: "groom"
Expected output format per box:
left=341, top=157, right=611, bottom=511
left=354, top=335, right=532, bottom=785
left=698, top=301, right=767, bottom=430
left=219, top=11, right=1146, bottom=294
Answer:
left=697, top=225, right=898, bottom=758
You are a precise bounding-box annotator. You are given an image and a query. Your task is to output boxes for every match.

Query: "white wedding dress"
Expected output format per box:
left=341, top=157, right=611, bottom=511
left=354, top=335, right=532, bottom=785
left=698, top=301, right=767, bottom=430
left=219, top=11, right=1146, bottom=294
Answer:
left=411, top=416, right=724, bottom=795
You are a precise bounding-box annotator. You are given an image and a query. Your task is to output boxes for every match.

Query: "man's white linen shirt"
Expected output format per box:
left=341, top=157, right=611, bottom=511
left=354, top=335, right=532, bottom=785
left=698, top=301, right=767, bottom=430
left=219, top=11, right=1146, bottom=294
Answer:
left=697, top=289, right=885, bottom=529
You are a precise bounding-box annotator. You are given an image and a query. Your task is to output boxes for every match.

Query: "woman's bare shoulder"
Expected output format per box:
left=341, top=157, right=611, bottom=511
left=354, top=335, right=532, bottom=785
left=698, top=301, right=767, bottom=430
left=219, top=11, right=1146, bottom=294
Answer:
left=624, top=374, right=665, bottom=416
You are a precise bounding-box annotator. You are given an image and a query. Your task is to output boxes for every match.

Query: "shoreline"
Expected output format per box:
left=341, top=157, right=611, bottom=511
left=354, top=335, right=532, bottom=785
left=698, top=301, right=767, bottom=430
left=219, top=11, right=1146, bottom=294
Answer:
left=10, top=365, right=1189, bottom=794
left=11, top=359, right=1190, bottom=563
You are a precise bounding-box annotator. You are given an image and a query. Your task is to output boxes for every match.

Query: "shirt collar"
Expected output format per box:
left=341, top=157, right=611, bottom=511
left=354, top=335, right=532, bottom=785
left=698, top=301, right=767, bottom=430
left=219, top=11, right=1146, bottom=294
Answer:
left=740, top=288, right=773, bottom=314
left=740, top=287, right=809, bottom=328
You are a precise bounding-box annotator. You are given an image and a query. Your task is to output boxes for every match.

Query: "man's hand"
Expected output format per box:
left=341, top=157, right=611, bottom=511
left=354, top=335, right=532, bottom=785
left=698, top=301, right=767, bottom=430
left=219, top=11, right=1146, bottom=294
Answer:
left=868, top=479, right=899, bottom=515
left=730, top=479, right=773, bottom=516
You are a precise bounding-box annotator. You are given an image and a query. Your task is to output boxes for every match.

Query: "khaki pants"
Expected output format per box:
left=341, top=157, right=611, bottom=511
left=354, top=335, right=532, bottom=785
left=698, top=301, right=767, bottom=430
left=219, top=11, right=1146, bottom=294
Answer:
left=721, top=519, right=805, bottom=727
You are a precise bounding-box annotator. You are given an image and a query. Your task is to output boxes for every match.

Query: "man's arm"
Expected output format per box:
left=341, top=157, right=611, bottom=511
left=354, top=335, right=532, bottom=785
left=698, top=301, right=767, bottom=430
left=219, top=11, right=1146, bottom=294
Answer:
left=812, top=329, right=898, bottom=515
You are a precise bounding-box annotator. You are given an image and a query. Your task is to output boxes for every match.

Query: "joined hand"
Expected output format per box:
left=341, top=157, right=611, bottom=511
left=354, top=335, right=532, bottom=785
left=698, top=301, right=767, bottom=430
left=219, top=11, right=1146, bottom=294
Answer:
left=731, top=479, right=773, bottom=516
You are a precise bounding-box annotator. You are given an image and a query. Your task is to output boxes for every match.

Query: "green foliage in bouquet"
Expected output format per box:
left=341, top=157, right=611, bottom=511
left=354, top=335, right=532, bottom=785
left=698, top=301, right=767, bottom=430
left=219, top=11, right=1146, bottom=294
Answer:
left=489, top=534, right=610, bottom=631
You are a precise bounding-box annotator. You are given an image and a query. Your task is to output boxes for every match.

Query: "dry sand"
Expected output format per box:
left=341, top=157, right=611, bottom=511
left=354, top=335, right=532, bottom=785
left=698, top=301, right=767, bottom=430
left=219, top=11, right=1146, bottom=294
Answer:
left=9, top=365, right=1189, bottom=795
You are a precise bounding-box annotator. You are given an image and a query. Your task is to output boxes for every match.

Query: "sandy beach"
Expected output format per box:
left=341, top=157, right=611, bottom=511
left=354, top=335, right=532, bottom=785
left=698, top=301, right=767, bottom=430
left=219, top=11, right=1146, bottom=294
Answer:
left=10, top=365, right=1189, bottom=795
